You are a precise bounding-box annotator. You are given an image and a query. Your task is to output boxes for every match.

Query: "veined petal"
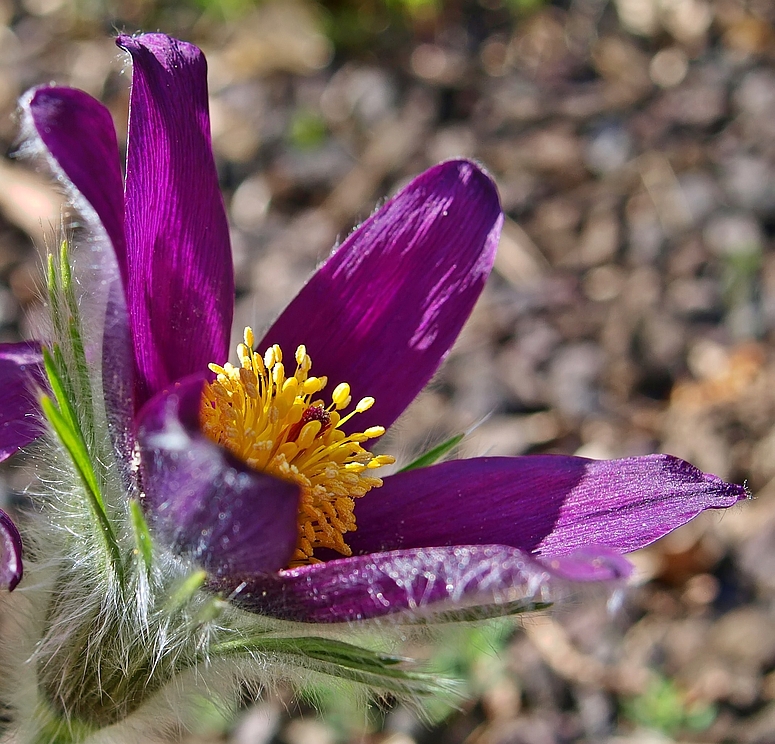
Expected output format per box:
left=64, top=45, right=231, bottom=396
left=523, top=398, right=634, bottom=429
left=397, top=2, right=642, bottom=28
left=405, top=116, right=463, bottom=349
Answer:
left=261, top=159, right=503, bottom=434
left=347, top=454, right=747, bottom=557
left=136, top=375, right=300, bottom=576
left=23, top=86, right=126, bottom=263
left=118, top=33, right=233, bottom=408
left=215, top=545, right=631, bottom=623
left=0, top=342, right=44, bottom=462
left=23, top=86, right=136, bottom=467
left=101, top=282, right=136, bottom=471
left=540, top=546, right=633, bottom=582
left=0, top=509, right=22, bottom=591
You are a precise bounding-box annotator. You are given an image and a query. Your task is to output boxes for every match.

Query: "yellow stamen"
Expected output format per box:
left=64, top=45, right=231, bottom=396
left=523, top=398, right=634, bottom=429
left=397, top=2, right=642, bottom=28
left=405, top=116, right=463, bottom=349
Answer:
left=201, top=327, right=395, bottom=566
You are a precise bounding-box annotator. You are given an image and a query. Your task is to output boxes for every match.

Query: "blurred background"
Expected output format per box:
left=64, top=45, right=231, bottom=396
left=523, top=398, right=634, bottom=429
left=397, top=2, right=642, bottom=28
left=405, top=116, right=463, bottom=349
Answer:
left=1, top=0, right=775, bottom=741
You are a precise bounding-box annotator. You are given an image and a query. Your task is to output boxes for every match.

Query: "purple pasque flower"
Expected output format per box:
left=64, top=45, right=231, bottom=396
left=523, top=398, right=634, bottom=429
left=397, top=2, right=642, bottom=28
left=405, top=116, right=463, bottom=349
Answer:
left=2, top=33, right=746, bottom=623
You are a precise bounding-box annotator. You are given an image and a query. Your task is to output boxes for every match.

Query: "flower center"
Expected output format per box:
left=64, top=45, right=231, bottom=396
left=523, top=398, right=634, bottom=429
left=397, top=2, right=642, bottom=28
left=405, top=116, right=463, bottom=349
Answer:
left=201, top=327, right=394, bottom=565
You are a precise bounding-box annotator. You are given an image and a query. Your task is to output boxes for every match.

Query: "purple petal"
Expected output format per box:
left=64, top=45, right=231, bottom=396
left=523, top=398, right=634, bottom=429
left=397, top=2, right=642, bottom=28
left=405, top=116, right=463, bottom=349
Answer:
left=0, top=342, right=44, bottom=462
left=216, top=545, right=631, bottom=623
left=101, top=282, right=136, bottom=474
left=261, top=160, right=503, bottom=434
left=23, top=86, right=126, bottom=264
left=136, top=374, right=300, bottom=576
left=22, top=87, right=136, bottom=467
left=0, top=509, right=22, bottom=591
left=539, top=546, right=634, bottom=582
left=118, top=34, right=233, bottom=408
left=346, top=454, right=747, bottom=557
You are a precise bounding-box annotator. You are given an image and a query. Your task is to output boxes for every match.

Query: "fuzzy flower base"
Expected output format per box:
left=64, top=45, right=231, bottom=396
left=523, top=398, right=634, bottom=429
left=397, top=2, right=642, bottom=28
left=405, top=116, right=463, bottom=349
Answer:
left=0, top=33, right=746, bottom=743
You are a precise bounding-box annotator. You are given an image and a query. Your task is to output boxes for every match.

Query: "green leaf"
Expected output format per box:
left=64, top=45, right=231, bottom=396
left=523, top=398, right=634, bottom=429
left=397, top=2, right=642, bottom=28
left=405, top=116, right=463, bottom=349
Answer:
left=46, top=251, right=56, bottom=294
left=46, top=252, right=65, bottom=342
left=40, top=390, right=122, bottom=582
left=59, top=241, right=95, bottom=437
left=59, top=239, right=73, bottom=296
left=165, top=569, right=208, bottom=614
left=194, top=597, right=228, bottom=625
left=406, top=600, right=553, bottom=624
left=398, top=433, right=464, bottom=472
left=129, top=498, right=154, bottom=575
left=43, top=346, right=80, bottom=436
left=210, top=635, right=454, bottom=697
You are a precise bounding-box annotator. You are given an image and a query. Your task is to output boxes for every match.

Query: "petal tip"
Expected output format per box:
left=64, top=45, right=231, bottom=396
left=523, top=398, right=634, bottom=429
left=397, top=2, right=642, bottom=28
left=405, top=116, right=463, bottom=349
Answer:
left=116, top=33, right=203, bottom=65
left=660, top=453, right=748, bottom=506
left=427, top=158, right=501, bottom=207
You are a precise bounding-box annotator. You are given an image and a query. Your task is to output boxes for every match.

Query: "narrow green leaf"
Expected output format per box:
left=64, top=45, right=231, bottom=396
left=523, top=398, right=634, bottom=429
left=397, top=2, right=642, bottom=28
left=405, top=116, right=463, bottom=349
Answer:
left=46, top=252, right=65, bottom=343
left=195, top=597, right=228, bottom=625
left=165, top=569, right=208, bottom=614
left=40, top=394, right=122, bottom=582
left=60, top=241, right=81, bottom=340
left=46, top=252, right=57, bottom=296
left=57, top=241, right=95, bottom=439
left=42, top=347, right=81, bottom=440
left=46, top=247, right=88, bottom=434
left=405, top=600, right=553, bottom=624
left=40, top=394, right=104, bottom=521
left=68, top=317, right=94, bottom=437
left=398, top=433, right=464, bottom=472
left=59, top=239, right=72, bottom=296
left=50, top=343, right=86, bottom=444
left=210, top=636, right=453, bottom=697
left=129, top=498, right=154, bottom=575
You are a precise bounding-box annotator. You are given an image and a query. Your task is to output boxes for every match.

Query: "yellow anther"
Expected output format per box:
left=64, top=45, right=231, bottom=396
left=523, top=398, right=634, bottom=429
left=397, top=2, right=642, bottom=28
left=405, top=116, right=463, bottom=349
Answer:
left=238, top=344, right=251, bottom=366
left=239, top=367, right=258, bottom=389
left=282, top=377, right=299, bottom=398
left=297, top=420, right=322, bottom=449
left=277, top=441, right=298, bottom=460
left=287, top=403, right=305, bottom=425
left=200, top=329, right=393, bottom=566
left=331, top=383, right=351, bottom=410
left=303, top=377, right=324, bottom=395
